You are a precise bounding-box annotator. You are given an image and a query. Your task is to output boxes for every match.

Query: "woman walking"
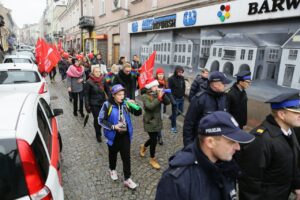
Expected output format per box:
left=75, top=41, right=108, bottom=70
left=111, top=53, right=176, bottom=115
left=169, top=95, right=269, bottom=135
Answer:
left=98, top=84, right=142, bottom=189
left=67, top=57, right=86, bottom=117
left=84, top=65, right=106, bottom=142
left=140, top=78, right=170, bottom=169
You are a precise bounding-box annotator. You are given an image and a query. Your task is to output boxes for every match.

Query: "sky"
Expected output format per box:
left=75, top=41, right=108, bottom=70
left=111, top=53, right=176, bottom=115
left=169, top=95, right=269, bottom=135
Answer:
left=0, top=0, right=47, bottom=28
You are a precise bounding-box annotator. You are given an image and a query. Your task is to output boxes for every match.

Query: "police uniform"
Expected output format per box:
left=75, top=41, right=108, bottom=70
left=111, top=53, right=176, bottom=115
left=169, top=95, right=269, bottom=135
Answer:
left=227, top=71, right=251, bottom=129
left=238, top=93, right=300, bottom=200
left=156, top=111, right=254, bottom=200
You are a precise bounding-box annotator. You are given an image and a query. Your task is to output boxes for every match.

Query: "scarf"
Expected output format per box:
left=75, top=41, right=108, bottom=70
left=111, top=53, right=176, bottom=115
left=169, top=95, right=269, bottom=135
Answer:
left=157, top=79, right=166, bottom=88
left=89, top=75, right=104, bottom=90
left=67, top=64, right=84, bottom=78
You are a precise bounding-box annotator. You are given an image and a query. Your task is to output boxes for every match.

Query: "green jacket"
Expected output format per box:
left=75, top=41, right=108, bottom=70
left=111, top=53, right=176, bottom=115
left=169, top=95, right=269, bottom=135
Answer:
left=142, top=92, right=170, bottom=132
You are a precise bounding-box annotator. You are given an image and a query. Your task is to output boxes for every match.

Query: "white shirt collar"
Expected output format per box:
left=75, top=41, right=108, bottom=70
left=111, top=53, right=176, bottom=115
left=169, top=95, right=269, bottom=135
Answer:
left=281, top=128, right=292, bottom=136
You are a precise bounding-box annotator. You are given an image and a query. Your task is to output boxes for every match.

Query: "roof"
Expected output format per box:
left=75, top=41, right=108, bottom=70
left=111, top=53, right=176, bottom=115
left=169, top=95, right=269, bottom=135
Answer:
left=213, top=33, right=289, bottom=48
left=282, top=28, right=300, bottom=49
left=0, top=92, right=29, bottom=132
left=201, top=30, right=224, bottom=39
left=0, top=63, right=38, bottom=71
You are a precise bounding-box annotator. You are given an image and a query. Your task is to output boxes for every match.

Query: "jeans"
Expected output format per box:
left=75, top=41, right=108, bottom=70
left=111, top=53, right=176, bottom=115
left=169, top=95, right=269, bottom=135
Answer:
left=171, top=97, right=184, bottom=128
left=108, top=133, right=131, bottom=179
left=49, top=67, right=57, bottom=80
left=144, top=132, right=159, bottom=158
left=90, top=105, right=102, bottom=138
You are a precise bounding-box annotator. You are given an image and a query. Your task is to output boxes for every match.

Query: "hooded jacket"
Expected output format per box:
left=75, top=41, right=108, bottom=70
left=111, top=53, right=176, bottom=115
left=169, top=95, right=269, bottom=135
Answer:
left=168, top=66, right=186, bottom=99
left=155, top=140, right=240, bottom=200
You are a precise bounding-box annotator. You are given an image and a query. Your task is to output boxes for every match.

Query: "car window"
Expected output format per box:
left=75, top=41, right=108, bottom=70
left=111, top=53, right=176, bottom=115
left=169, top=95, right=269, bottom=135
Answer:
left=4, top=58, right=32, bottom=63
left=0, top=70, right=41, bottom=84
left=0, top=139, right=27, bottom=199
left=31, top=133, right=49, bottom=182
left=39, top=99, right=53, bottom=128
left=37, top=104, right=52, bottom=155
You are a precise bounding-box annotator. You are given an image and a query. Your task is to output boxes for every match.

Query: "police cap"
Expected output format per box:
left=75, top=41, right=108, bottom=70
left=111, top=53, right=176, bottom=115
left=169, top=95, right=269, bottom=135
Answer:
left=265, top=92, right=300, bottom=113
left=235, top=71, right=251, bottom=81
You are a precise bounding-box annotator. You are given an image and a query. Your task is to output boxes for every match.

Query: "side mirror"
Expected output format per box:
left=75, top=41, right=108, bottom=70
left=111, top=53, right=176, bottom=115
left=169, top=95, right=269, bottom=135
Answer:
left=53, top=109, right=63, bottom=117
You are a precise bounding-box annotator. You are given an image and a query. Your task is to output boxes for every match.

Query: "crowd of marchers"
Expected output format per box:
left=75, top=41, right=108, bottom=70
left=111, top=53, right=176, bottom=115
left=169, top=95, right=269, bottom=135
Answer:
left=50, top=51, right=300, bottom=199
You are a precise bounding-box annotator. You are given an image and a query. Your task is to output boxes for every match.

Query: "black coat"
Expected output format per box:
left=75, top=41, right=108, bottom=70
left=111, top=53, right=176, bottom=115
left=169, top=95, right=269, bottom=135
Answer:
left=168, top=74, right=186, bottom=99
left=156, top=140, right=239, bottom=200
left=188, top=75, right=208, bottom=102
left=83, top=79, right=106, bottom=108
left=113, top=70, right=137, bottom=100
left=238, top=115, right=300, bottom=200
left=227, top=83, right=248, bottom=128
left=183, top=87, right=227, bottom=146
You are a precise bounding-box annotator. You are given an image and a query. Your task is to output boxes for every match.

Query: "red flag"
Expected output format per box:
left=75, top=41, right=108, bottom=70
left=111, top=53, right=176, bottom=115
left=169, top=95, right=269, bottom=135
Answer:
left=35, top=39, right=61, bottom=73
left=138, top=51, right=156, bottom=89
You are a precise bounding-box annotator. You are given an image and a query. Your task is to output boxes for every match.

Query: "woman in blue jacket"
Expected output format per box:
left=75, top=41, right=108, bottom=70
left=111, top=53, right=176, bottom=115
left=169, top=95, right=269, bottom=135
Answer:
left=98, top=84, right=142, bottom=189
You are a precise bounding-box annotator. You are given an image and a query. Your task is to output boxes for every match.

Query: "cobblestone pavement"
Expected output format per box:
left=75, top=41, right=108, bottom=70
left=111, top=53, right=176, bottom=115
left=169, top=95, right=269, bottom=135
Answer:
left=48, top=78, right=184, bottom=200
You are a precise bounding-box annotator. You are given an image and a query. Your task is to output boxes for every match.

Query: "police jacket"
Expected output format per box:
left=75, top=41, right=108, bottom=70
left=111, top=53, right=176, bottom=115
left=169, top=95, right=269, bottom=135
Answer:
left=155, top=140, right=239, bottom=200
left=188, top=75, right=208, bottom=102
left=168, top=74, right=186, bottom=99
left=183, top=87, right=227, bottom=146
left=227, top=83, right=248, bottom=128
left=238, top=114, right=300, bottom=200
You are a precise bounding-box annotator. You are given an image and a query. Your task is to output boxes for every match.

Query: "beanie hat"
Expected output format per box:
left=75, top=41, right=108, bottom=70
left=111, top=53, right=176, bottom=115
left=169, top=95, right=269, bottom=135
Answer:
left=145, top=77, right=159, bottom=89
left=156, top=68, right=164, bottom=75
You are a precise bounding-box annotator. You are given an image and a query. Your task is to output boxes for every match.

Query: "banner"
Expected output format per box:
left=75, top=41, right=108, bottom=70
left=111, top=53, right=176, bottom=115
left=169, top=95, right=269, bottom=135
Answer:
left=138, top=51, right=156, bottom=89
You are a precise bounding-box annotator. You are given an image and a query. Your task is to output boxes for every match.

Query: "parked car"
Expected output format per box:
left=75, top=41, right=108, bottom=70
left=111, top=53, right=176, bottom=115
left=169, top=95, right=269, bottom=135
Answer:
left=3, top=54, right=35, bottom=64
left=16, top=51, right=36, bottom=63
left=0, top=92, right=64, bottom=200
left=0, top=63, right=50, bottom=104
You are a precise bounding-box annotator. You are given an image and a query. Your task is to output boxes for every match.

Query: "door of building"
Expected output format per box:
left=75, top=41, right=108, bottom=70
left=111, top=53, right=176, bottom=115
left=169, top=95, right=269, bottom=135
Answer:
left=113, top=44, right=120, bottom=65
left=283, top=65, right=295, bottom=87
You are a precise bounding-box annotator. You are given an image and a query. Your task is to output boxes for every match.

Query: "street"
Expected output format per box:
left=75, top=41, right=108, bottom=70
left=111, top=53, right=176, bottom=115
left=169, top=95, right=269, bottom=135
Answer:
left=49, top=78, right=183, bottom=200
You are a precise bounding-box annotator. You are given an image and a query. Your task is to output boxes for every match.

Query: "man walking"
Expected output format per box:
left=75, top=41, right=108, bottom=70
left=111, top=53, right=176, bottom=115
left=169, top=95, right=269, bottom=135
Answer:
left=227, top=71, right=251, bottom=129
left=168, top=66, right=186, bottom=133
left=156, top=111, right=254, bottom=200
left=238, top=92, right=300, bottom=200
left=183, top=71, right=231, bottom=146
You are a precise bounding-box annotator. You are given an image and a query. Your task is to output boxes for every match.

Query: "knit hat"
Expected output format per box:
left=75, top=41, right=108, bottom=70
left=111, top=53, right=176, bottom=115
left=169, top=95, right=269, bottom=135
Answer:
left=145, top=77, right=159, bottom=89
left=156, top=68, right=164, bottom=75
left=88, top=53, right=94, bottom=59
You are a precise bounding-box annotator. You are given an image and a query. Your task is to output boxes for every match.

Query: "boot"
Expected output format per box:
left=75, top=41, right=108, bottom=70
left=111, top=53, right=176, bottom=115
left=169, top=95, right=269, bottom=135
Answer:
left=140, top=144, right=147, bottom=157
left=150, top=158, right=160, bottom=170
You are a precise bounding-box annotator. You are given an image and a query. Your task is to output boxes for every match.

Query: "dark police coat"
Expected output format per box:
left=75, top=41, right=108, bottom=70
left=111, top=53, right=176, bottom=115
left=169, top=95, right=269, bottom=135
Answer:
left=238, top=115, right=300, bottom=200
left=227, top=83, right=248, bottom=129
left=183, top=87, right=227, bottom=146
left=155, top=140, right=239, bottom=200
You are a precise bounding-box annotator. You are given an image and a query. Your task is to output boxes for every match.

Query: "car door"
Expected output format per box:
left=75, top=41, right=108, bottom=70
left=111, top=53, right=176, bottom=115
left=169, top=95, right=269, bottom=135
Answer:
left=37, top=99, right=63, bottom=199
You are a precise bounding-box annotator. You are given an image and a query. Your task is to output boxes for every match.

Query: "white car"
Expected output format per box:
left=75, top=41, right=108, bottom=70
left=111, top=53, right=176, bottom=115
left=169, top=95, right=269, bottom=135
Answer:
left=0, top=92, right=64, bottom=200
left=3, top=54, right=35, bottom=64
left=0, top=63, right=50, bottom=104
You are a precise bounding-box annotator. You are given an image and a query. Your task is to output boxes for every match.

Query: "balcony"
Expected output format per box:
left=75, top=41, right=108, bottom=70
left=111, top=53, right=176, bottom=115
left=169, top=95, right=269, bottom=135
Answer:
left=78, top=16, right=95, bottom=30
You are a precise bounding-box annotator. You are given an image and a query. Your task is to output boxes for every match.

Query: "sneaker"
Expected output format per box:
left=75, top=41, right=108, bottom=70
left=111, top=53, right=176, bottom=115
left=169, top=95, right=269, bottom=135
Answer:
left=171, top=127, right=177, bottom=134
left=109, top=170, right=118, bottom=181
left=124, top=178, right=138, bottom=189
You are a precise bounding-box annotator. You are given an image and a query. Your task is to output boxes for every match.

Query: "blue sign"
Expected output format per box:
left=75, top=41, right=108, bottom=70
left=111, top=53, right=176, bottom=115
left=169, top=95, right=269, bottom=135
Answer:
left=183, top=10, right=197, bottom=26
left=153, top=14, right=176, bottom=30
left=142, top=18, right=154, bottom=31
left=132, top=22, right=138, bottom=33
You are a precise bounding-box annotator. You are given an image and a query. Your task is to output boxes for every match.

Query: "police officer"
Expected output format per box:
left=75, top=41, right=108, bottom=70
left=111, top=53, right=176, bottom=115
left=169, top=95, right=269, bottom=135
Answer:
left=183, top=71, right=231, bottom=146
left=238, top=92, right=300, bottom=200
left=227, top=71, right=251, bottom=129
left=156, top=111, right=255, bottom=200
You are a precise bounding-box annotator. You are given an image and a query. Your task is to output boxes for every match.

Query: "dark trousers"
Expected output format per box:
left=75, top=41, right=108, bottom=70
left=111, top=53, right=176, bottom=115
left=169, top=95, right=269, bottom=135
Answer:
left=59, top=67, right=67, bottom=80
left=144, top=132, right=159, bottom=158
left=49, top=67, right=57, bottom=80
left=91, top=105, right=102, bottom=138
left=72, top=91, right=84, bottom=114
left=108, top=133, right=131, bottom=179
left=171, top=97, right=184, bottom=128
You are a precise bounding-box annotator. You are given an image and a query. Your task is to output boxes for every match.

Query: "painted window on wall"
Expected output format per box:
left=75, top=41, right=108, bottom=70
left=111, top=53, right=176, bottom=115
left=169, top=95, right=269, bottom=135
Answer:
left=188, top=45, right=192, bottom=53
left=213, top=48, right=216, bottom=57
left=218, top=48, right=222, bottom=57
left=258, top=49, right=265, bottom=60
left=248, top=50, right=253, bottom=60
left=288, top=49, right=298, bottom=60
left=269, top=49, right=279, bottom=60
left=240, top=49, right=245, bottom=60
